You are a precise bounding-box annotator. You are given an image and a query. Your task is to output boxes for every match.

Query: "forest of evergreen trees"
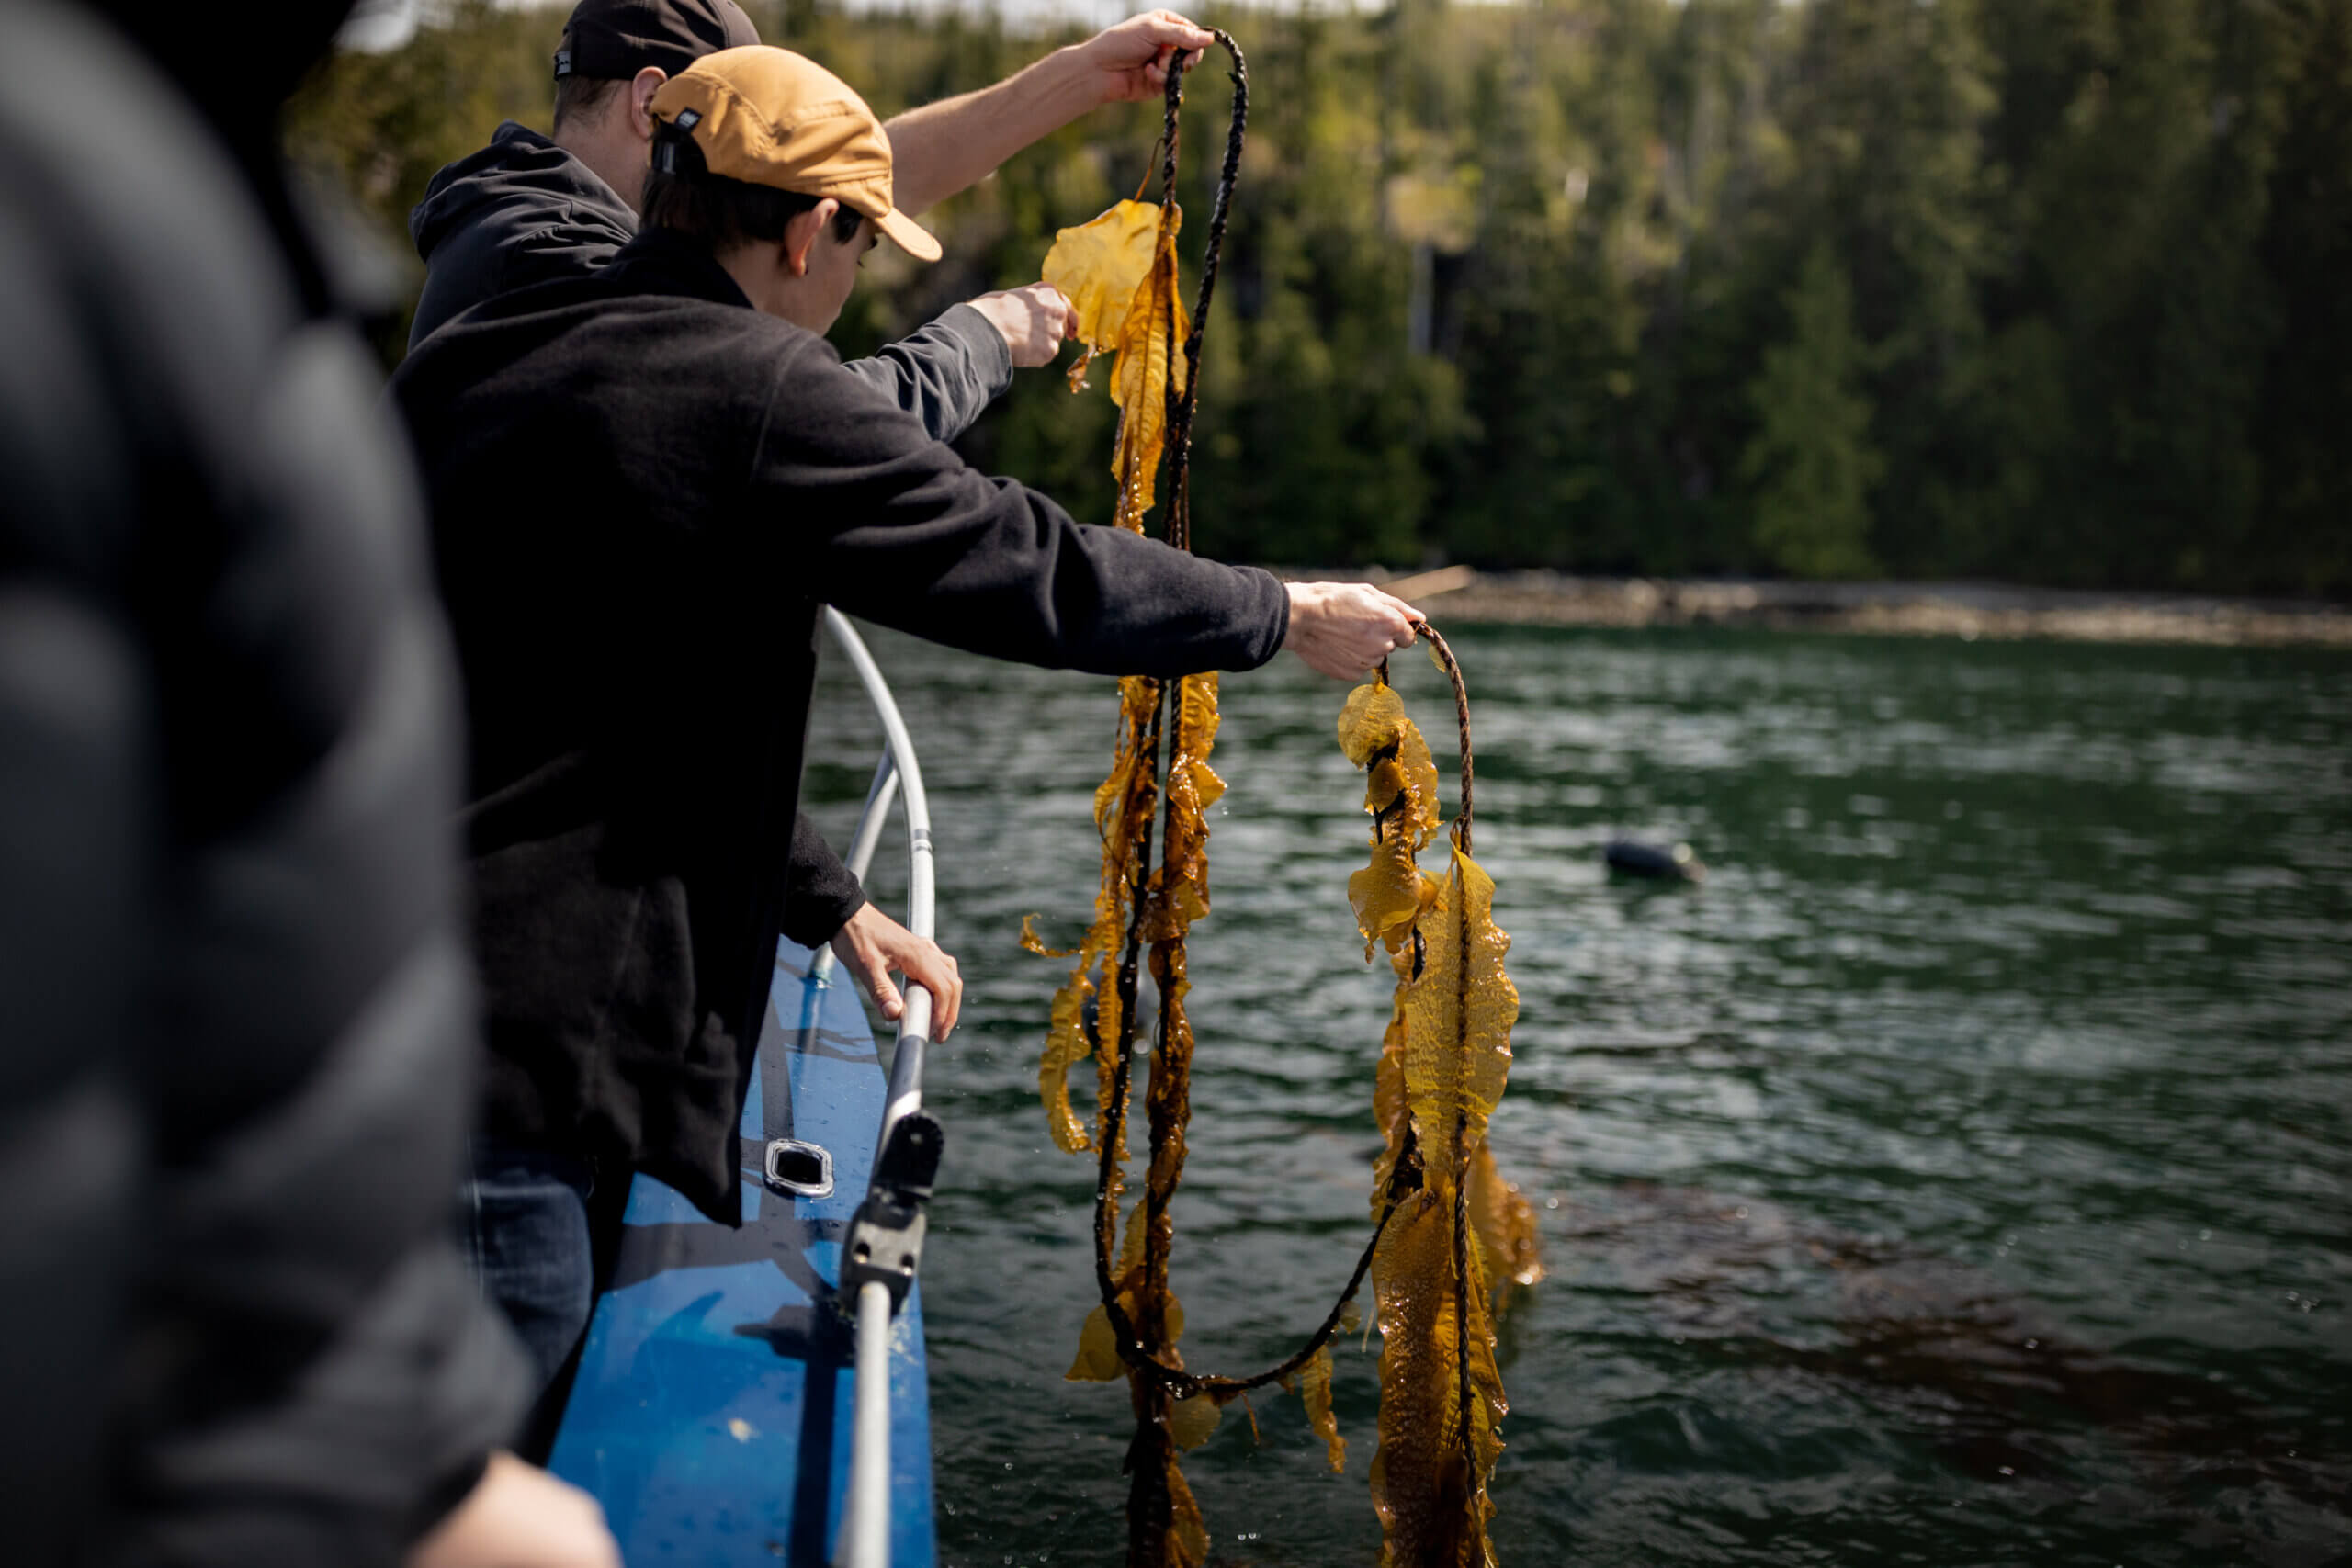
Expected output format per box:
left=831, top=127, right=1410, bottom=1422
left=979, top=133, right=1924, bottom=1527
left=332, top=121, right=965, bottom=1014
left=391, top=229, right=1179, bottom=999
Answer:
left=291, top=0, right=2352, bottom=594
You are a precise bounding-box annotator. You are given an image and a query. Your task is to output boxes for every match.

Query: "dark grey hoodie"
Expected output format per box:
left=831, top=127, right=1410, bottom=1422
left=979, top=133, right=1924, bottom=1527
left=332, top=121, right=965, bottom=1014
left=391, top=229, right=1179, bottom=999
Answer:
left=408, top=121, right=1017, bottom=944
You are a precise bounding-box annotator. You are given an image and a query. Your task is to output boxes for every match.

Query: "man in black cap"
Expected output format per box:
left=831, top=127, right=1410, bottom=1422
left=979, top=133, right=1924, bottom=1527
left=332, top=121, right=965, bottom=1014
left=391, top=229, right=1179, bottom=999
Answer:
left=391, top=41, right=1419, bottom=1401
left=409, top=0, right=1206, bottom=355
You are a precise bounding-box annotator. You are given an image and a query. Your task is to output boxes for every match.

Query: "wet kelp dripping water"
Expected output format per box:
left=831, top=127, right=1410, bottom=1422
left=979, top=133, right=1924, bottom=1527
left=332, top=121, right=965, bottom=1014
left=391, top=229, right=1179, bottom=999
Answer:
left=1021, top=39, right=1538, bottom=1565
left=1343, top=637, right=1542, bottom=1566
left=1023, top=41, right=1254, bottom=1564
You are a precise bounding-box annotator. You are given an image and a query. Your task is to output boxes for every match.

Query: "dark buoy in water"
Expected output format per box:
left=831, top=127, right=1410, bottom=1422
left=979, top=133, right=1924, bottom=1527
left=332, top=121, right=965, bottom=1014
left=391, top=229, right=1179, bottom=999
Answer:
left=1605, top=840, right=1706, bottom=884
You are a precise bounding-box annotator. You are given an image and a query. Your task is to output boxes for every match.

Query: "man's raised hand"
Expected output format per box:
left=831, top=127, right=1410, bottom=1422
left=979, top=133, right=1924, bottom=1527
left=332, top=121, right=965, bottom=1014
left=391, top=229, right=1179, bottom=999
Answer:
left=1079, top=11, right=1216, bottom=104
left=969, top=283, right=1079, bottom=369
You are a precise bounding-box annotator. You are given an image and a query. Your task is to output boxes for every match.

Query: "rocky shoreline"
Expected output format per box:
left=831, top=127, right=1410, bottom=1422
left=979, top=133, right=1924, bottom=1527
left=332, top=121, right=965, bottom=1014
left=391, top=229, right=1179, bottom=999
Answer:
left=1328, top=567, right=2352, bottom=649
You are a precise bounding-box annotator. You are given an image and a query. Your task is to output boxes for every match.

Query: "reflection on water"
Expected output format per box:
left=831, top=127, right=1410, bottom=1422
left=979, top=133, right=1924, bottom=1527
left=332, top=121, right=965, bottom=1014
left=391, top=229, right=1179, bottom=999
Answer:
left=803, top=626, right=2352, bottom=1568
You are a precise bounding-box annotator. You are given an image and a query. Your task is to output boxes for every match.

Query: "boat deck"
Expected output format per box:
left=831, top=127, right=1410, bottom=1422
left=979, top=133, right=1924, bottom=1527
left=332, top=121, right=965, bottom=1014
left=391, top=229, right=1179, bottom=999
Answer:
left=548, top=940, right=937, bottom=1567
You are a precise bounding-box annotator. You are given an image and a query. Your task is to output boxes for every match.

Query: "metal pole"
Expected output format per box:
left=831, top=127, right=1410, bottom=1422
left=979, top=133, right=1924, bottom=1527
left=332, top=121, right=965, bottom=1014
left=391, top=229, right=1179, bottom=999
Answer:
left=821, top=610, right=942, bottom=1568
left=837, top=1280, right=894, bottom=1568
left=821, top=608, right=937, bottom=1133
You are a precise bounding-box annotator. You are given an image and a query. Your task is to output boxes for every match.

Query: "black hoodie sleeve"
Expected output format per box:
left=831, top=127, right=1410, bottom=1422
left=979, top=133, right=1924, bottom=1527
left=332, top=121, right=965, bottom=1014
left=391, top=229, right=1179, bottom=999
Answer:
left=752, top=342, right=1289, bottom=674
left=780, top=809, right=865, bottom=946
left=834, top=303, right=1014, bottom=446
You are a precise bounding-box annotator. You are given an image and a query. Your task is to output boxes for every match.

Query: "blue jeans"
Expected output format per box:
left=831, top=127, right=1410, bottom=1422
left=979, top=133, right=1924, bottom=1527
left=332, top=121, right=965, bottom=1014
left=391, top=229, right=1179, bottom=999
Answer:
left=458, top=1134, right=596, bottom=1396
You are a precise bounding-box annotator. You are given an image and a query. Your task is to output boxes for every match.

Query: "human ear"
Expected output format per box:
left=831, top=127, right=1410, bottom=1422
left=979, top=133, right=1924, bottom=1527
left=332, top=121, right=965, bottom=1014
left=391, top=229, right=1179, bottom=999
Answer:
left=628, top=66, right=667, bottom=141
left=780, top=206, right=825, bottom=277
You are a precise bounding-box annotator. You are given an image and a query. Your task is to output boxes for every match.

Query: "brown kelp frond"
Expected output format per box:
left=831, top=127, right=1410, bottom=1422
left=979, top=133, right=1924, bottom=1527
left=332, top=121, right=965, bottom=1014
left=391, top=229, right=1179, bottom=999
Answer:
left=1351, top=829, right=1442, bottom=964
left=1368, top=1190, right=1503, bottom=1568
left=1043, top=198, right=1163, bottom=390
left=1339, top=682, right=1443, bottom=847
left=1467, top=1145, right=1546, bottom=1302
left=1038, top=37, right=1408, bottom=1566
left=1018, top=916, right=1078, bottom=958
left=1342, top=678, right=1446, bottom=960
left=1340, top=641, right=1526, bottom=1565
left=1045, top=196, right=1188, bottom=534
left=1035, top=675, right=1162, bottom=1155
left=1402, top=843, right=1518, bottom=1196
left=1164, top=1461, right=1211, bottom=1568
left=1143, top=673, right=1220, bottom=939
left=1168, top=1391, right=1223, bottom=1451
left=1371, top=998, right=1412, bottom=1212
left=1108, top=221, right=1190, bottom=532
left=1297, top=1344, right=1346, bottom=1472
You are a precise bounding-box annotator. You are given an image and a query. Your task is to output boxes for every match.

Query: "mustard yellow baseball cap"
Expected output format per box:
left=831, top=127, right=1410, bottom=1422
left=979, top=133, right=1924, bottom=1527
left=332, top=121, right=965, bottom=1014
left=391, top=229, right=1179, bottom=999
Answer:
left=649, top=46, right=941, bottom=263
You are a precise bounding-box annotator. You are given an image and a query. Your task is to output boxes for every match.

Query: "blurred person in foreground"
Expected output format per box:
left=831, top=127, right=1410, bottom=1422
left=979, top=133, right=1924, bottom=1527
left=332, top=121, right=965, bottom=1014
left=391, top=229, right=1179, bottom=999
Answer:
left=0, top=0, right=614, bottom=1562
left=390, top=43, right=1419, bottom=1403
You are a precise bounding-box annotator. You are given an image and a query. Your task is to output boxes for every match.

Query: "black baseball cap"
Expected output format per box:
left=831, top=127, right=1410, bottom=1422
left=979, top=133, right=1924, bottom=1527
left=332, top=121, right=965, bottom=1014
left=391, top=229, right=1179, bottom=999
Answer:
left=553, top=0, right=761, bottom=83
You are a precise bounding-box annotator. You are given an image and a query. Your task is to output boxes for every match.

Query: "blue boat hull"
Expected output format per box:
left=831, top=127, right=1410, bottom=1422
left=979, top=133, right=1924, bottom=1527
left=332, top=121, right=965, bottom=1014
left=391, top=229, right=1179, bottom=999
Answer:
left=548, top=941, right=937, bottom=1567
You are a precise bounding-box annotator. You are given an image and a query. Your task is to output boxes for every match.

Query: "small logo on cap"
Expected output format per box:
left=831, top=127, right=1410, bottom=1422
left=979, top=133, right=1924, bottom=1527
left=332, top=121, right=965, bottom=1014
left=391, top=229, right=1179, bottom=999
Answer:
left=675, top=108, right=702, bottom=130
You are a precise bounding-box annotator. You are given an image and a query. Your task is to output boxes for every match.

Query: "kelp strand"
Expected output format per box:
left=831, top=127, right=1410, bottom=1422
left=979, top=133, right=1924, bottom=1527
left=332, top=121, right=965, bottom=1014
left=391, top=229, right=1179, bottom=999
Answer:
left=1031, top=34, right=1539, bottom=1567
left=1343, top=647, right=1526, bottom=1567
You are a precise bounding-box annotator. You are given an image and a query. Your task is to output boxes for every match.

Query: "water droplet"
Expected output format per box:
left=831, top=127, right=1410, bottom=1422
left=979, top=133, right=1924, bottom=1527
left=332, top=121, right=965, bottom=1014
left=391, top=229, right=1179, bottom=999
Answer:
left=1735, top=1205, right=1749, bottom=1219
left=1998, top=1466, right=2015, bottom=1477
left=2023, top=1338, right=2039, bottom=1349
left=2199, top=1229, right=2211, bottom=1241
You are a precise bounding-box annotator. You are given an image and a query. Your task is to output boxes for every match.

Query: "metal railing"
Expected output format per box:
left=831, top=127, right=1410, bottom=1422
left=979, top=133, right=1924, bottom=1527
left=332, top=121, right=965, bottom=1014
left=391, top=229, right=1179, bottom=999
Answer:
left=817, top=609, right=944, bottom=1568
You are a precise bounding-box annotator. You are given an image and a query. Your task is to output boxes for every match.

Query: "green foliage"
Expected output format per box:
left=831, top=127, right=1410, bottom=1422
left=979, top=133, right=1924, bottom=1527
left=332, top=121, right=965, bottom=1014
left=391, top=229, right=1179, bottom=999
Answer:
left=1740, top=242, right=1883, bottom=577
left=287, top=0, right=2352, bottom=594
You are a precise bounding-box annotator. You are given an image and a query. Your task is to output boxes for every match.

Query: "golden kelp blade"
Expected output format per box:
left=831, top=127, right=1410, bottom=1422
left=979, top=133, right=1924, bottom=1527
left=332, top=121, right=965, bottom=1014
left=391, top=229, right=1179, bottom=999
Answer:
left=1371, top=997, right=1410, bottom=1213
left=1168, top=1392, right=1222, bottom=1451
left=1108, top=224, right=1189, bottom=532
left=1297, top=1344, right=1346, bottom=1473
left=1042, top=199, right=1169, bottom=373
left=1339, top=682, right=1442, bottom=846
left=1068, top=1303, right=1124, bottom=1382
left=1166, top=1461, right=1210, bottom=1568
left=1350, top=829, right=1429, bottom=962
left=1069, top=1197, right=1190, bottom=1381
left=1145, top=674, right=1220, bottom=938
left=1466, top=1144, right=1545, bottom=1297
left=1400, top=845, right=1518, bottom=1193
left=1037, top=675, right=1161, bottom=1154
left=1368, top=1190, right=1505, bottom=1568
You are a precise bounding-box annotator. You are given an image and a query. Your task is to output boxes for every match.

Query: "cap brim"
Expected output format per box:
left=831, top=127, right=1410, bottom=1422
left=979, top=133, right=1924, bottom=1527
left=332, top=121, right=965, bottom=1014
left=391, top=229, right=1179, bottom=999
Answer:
left=875, top=206, right=942, bottom=263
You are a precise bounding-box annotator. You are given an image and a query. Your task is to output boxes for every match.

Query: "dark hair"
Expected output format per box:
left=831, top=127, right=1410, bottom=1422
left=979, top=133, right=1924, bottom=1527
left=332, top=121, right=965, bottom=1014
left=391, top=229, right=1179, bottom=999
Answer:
left=551, top=74, right=628, bottom=135
left=640, top=123, right=865, bottom=253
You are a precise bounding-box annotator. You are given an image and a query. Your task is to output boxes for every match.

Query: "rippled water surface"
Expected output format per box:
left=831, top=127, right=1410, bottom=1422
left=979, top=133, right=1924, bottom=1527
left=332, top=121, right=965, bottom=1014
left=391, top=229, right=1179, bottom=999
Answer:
left=802, top=625, right=2352, bottom=1568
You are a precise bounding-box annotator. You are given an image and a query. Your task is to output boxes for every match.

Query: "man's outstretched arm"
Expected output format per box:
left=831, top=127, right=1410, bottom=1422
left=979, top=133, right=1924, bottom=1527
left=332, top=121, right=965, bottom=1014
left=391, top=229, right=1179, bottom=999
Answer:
left=885, top=11, right=1215, bottom=217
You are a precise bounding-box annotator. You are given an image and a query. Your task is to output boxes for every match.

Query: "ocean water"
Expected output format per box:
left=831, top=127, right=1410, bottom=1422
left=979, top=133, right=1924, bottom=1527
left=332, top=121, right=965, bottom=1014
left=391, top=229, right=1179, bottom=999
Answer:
left=801, top=623, right=2352, bottom=1568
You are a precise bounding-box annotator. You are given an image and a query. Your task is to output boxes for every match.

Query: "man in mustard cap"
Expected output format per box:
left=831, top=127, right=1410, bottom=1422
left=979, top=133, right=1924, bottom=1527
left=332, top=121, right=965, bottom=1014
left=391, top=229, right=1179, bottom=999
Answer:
left=391, top=44, right=1419, bottom=1393
left=410, top=2, right=1200, bottom=1279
